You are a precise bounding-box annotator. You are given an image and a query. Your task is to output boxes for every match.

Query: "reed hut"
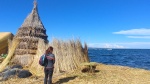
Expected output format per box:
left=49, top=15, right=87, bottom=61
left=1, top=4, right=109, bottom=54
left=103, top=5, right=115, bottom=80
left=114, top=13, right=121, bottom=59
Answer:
left=12, top=1, right=48, bottom=66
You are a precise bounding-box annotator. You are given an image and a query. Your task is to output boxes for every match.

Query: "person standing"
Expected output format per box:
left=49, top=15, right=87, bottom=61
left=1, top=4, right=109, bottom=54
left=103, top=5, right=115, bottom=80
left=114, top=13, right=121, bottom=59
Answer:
left=44, top=46, right=55, bottom=84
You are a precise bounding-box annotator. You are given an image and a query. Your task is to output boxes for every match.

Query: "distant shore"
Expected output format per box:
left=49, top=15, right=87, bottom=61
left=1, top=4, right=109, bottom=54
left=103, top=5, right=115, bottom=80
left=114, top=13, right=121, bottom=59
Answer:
left=1, top=63, right=150, bottom=84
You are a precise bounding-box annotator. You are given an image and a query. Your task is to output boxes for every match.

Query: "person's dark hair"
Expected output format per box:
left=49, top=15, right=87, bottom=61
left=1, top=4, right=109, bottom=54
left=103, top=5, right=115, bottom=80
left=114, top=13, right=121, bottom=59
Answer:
left=45, top=46, right=53, bottom=55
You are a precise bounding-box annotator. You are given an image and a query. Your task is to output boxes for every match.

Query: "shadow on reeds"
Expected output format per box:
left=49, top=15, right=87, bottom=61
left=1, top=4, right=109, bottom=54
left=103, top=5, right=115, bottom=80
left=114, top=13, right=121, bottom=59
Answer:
left=54, top=76, right=77, bottom=84
left=95, top=70, right=100, bottom=73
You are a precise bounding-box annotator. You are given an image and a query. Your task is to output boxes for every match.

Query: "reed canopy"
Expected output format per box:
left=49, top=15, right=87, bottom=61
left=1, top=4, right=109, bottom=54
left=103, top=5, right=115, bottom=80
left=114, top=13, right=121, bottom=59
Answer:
left=0, top=32, right=13, bottom=55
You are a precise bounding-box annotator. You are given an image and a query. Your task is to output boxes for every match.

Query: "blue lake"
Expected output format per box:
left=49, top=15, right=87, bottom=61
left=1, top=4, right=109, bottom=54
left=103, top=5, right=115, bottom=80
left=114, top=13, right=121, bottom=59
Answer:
left=88, top=48, right=150, bottom=70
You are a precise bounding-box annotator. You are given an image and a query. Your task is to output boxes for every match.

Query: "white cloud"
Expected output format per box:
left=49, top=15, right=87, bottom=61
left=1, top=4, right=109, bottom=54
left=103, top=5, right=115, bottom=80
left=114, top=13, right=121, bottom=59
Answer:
left=103, top=44, right=125, bottom=48
left=88, top=42, right=150, bottom=49
left=127, top=36, right=150, bottom=39
left=88, top=43, right=104, bottom=48
left=88, top=43, right=125, bottom=48
left=113, top=28, right=150, bottom=35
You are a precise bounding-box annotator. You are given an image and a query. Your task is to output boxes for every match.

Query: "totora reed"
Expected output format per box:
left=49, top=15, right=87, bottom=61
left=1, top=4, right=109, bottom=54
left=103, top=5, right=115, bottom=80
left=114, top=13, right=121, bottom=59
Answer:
left=29, top=38, right=89, bottom=76
left=0, top=38, right=20, bottom=72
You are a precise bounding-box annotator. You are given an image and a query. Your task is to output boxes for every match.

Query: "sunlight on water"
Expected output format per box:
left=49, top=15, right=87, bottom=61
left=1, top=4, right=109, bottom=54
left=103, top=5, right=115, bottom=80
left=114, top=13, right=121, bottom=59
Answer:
left=88, top=48, right=150, bottom=70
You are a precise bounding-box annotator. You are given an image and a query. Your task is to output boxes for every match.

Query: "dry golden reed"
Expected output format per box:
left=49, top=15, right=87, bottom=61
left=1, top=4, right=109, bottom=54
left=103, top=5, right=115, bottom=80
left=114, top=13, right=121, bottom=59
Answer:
left=50, top=38, right=89, bottom=74
left=0, top=38, right=20, bottom=72
left=29, top=38, right=89, bottom=76
left=29, top=39, right=49, bottom=76
left=0, top=32, right=13, bottom=54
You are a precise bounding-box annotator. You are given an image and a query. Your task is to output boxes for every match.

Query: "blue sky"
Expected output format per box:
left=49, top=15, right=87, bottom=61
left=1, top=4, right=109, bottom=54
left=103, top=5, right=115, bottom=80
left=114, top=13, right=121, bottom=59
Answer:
left=1, top=0, right=150, bottom=49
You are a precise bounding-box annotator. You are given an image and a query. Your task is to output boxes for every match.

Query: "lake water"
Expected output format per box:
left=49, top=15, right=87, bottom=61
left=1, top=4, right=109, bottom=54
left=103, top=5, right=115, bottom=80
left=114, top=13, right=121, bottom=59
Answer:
left=88, top=48, right=150, bottom=70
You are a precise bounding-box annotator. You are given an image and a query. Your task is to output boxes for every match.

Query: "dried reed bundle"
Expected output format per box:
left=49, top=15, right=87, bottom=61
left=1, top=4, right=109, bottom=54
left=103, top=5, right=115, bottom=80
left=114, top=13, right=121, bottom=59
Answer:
left=51, top=38, right=89, bottom=74
left=0, top=32, right=12, bottom=43
left=10, top=38, right=89, bottom=77
left=0, top=32, right=13, bottom=54
left=29, top=39, right=49, bottom=76
left=11, top=54, right=34, bottom=67
left=0, top=38, right=20, bottom=72
left=29, top=38, right=89, bottom=76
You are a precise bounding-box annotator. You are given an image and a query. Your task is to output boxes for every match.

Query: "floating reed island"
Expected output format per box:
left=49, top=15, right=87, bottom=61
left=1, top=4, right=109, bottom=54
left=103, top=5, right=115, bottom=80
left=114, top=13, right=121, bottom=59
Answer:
left=1, top=1, right=150, bottom=84
left=1, top=64, right=150, bottom=84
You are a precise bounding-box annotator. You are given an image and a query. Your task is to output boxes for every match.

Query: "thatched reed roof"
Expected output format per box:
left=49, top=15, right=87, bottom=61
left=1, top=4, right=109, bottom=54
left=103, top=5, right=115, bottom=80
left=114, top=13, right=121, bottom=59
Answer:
left=0, top=32, right=13, bottom=55
left=21, top=1, right=45, bottom=29
left=15, top=0, right=48, bottom=41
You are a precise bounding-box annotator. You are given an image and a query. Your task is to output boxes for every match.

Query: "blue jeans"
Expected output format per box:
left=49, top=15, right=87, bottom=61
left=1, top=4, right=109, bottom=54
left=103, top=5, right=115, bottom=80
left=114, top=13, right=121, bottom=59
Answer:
left=44, top=68, right=54, bottom=84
